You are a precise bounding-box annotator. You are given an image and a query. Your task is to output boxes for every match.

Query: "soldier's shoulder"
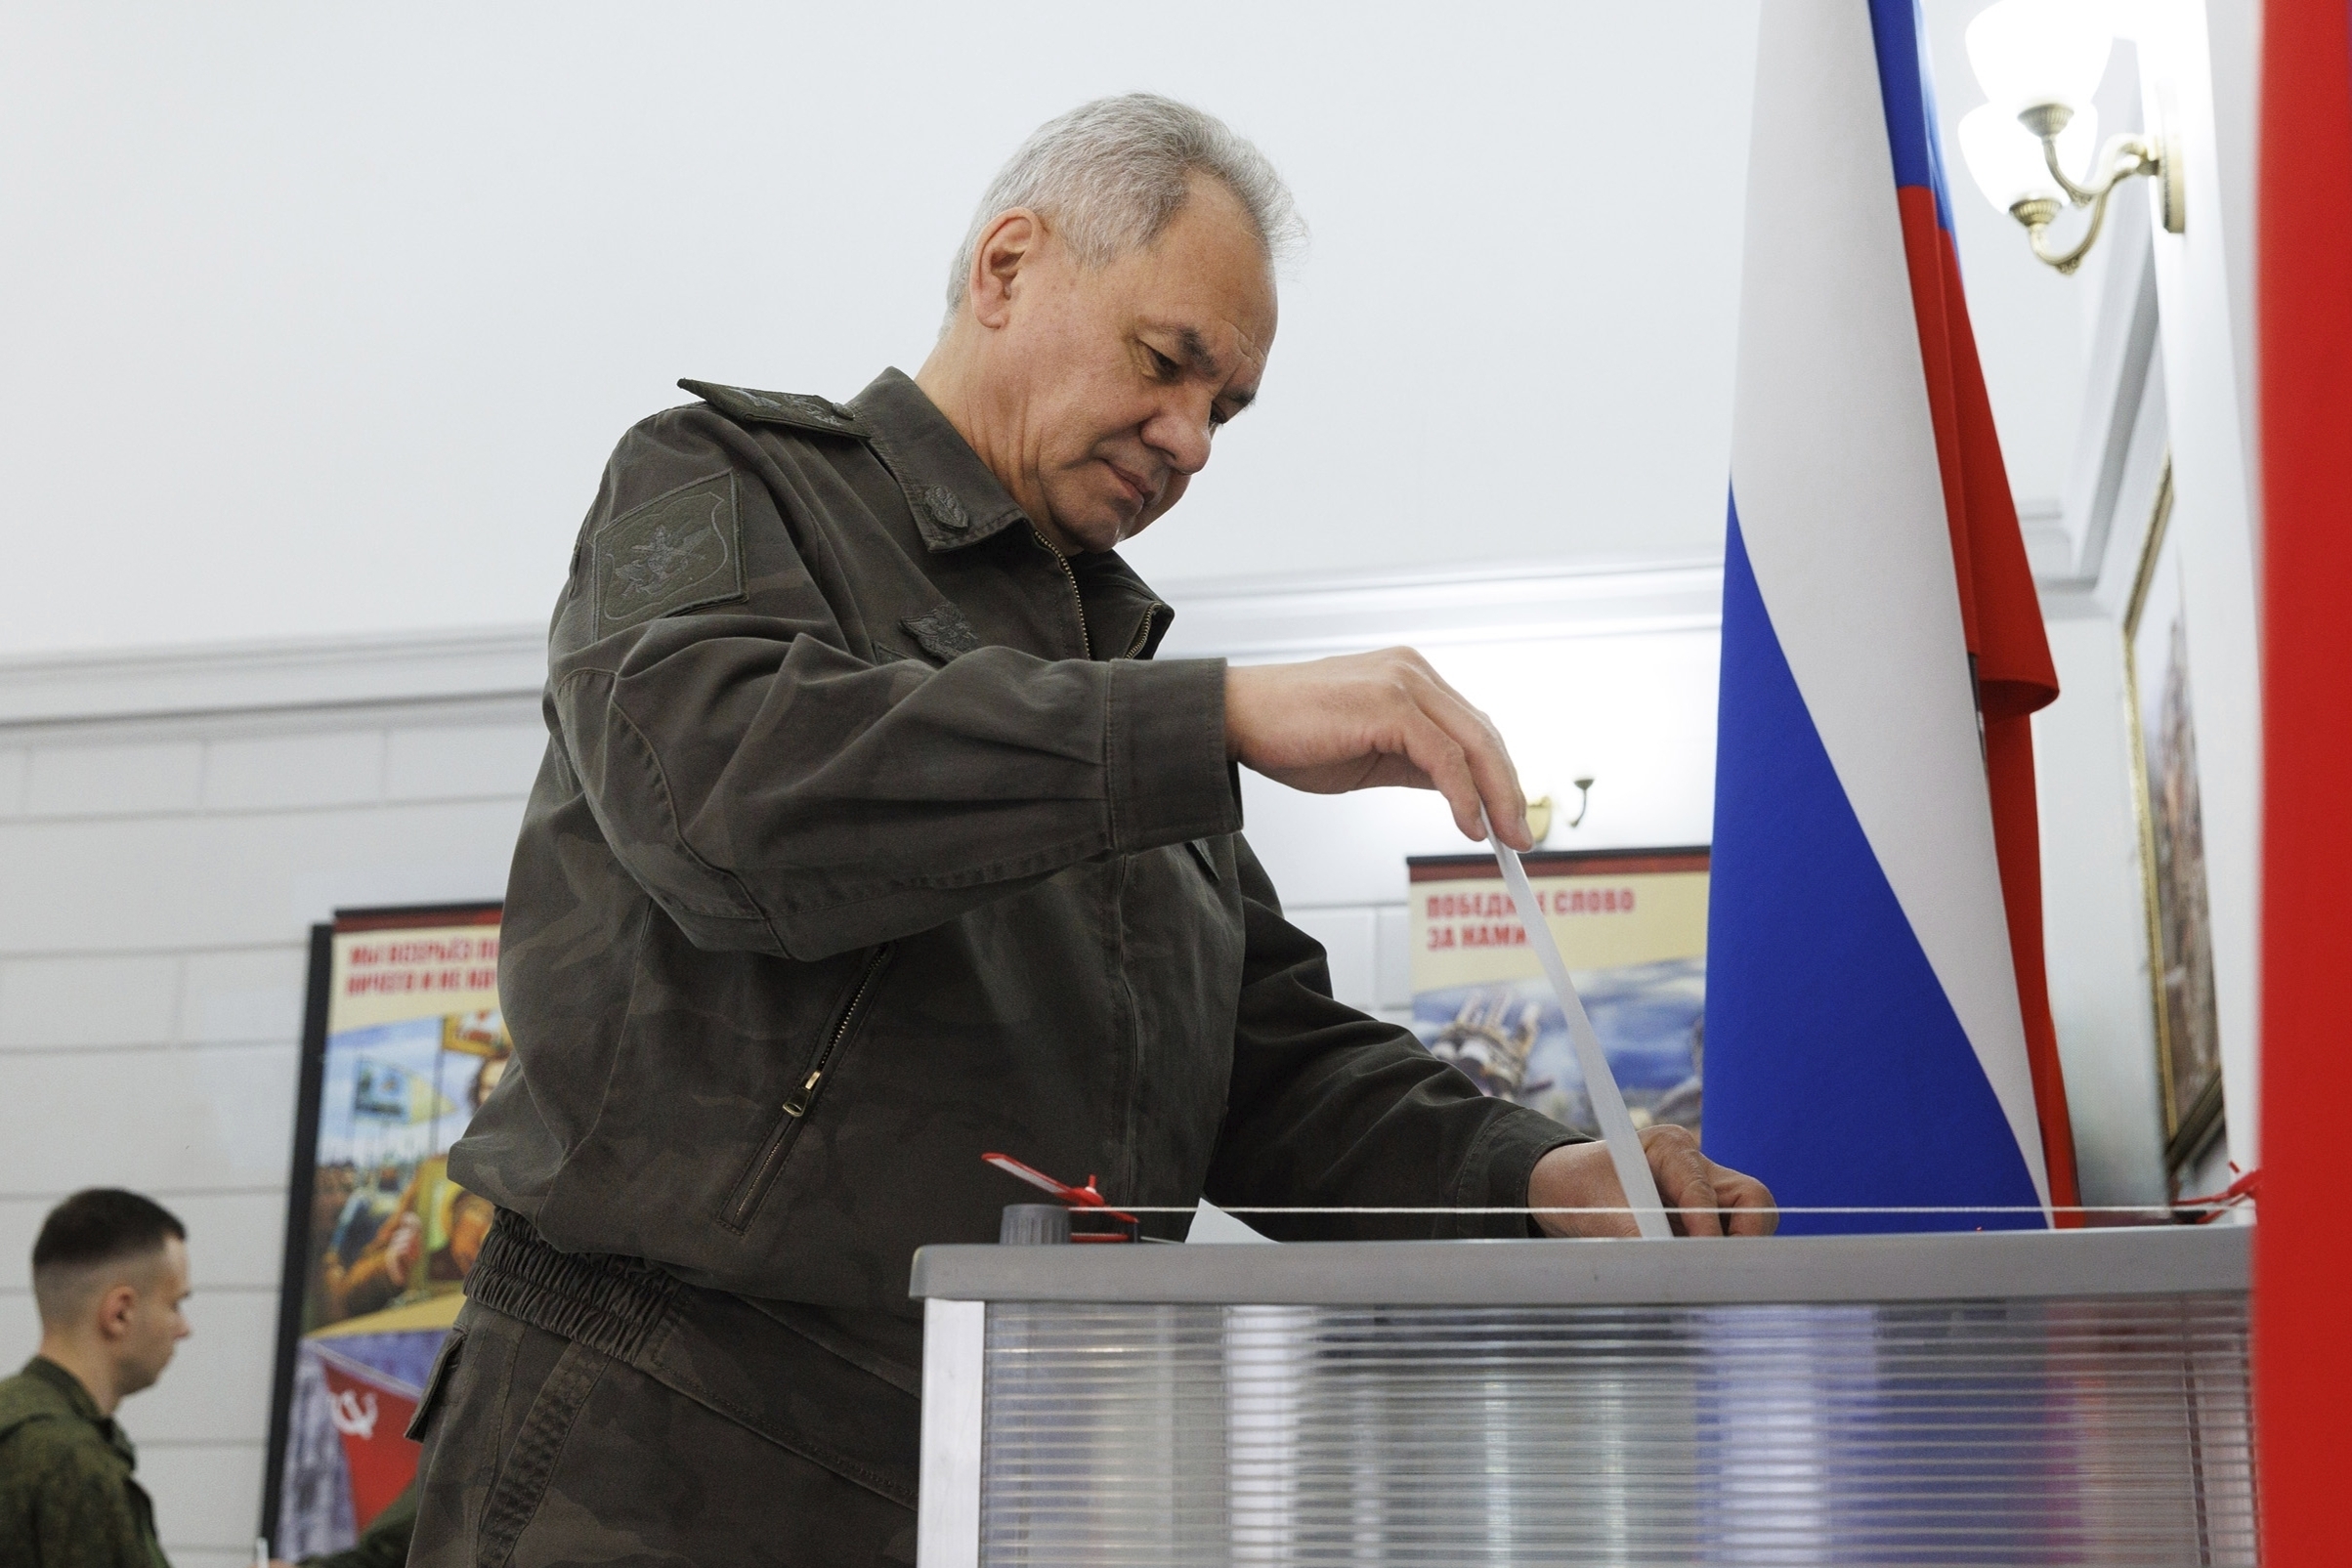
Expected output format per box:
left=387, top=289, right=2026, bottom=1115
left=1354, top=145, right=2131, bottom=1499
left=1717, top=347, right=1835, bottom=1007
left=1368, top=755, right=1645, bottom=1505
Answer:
left=673, top=379, right=868, bottom=441
left=0, top=1400, right=117, bottom=1482
left=0, top=1366, right=80, bottom=1430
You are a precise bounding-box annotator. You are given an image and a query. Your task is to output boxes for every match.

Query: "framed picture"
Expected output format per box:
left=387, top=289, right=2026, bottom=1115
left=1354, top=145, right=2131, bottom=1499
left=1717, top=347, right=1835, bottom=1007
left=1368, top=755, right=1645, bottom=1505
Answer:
left=260, top=904, right=506, bottom=1556
left=1408, top=847, right=1709, bottom=1140
left=2121, top=459, right=2227, bottom=1173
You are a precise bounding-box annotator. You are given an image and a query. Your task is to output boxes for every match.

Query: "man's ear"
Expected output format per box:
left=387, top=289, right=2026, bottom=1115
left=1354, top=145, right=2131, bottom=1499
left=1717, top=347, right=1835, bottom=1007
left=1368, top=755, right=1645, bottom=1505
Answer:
left=93, top=1282, right=140, bottom=1342
left=968, top=209, right=1043, bottom=330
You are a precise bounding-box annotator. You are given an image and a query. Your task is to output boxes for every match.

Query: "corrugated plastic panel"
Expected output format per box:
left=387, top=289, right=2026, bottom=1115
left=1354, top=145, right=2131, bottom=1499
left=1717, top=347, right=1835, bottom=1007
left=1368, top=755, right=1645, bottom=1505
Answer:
left=978, top=1295, right=2253, bottom=1566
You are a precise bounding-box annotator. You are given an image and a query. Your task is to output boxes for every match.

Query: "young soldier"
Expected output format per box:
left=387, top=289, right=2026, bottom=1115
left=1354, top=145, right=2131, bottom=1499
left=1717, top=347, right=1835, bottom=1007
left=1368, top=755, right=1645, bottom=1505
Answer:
left=0, top=1190, right=192, bottom=1568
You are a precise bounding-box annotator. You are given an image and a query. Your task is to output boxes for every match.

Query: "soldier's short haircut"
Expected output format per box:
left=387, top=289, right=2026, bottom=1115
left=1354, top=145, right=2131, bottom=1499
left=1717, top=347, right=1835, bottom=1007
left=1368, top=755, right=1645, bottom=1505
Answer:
left=945, top=92, right=1305, bottom=323
left=30, top=1188, right=186, bottom=1325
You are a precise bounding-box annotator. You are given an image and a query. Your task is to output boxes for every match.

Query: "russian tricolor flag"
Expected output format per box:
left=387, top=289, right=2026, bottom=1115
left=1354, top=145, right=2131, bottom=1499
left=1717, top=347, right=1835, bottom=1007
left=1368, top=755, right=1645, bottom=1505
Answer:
left=1705, top=0, right=2079, bottom=1233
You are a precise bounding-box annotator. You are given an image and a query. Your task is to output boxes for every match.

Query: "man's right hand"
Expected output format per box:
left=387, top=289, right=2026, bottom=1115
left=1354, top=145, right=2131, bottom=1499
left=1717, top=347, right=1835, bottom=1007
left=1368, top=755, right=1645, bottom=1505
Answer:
left=1223, top=649, right=1533, bottom=849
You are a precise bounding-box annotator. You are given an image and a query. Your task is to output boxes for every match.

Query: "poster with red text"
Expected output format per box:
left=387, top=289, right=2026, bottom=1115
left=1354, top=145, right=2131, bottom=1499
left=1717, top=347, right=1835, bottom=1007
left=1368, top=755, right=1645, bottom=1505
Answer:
left=1409, top=848, right=1709, bottom=1140
left=261, top=906, right=506, bottom=1557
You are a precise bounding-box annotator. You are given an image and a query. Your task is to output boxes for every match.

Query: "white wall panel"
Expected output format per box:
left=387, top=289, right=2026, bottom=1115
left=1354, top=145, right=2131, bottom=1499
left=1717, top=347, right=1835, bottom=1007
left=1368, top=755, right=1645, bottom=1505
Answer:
left=386, top=719, right=549, bottom=802
left=136, top=1439, right=269, bottom=1552
left=2033, top=619, right=2169, bottom=1207
left=0, top=797, right=526, bottom=954
left=0, top=747, right=23, bottom=815
left=24, top=741, right=204, bottom=818
left=0, top=1293, right=32, bottom=1363
left=0, top=954, right=181, bottom=1049
left=202, top=731, right=386, bottom=811
left=0, top=1044, right=297, bottom=1195
left=181, top=946, right=311, bottom=1047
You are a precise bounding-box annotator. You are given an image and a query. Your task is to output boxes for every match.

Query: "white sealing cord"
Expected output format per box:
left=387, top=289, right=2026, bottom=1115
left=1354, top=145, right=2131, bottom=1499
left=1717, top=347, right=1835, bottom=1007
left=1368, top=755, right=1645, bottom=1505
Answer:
left=1487, top=820, right=1674, bottom=1240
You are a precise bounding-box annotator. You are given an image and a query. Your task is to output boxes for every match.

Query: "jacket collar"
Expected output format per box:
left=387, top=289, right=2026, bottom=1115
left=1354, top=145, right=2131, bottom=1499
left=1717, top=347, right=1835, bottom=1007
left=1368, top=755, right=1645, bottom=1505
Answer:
left=22, top=1355, right=103, bottom=1421
left=12, top=1356, right=134, bottom=1464
left=847, top=368, right=1176, bottom=658
left=848, top=368, right=1032, bottom=555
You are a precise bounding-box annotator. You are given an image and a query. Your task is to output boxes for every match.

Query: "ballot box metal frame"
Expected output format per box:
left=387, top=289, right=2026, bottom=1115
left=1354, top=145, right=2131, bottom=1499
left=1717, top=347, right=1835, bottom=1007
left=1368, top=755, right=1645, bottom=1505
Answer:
left=911, top=1226, right=2252, bottom=1567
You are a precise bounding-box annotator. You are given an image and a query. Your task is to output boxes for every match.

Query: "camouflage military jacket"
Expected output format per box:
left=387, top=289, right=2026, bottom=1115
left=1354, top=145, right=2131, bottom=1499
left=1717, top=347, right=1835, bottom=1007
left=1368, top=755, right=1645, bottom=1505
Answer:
left=0, top=1359, right=170, bottom=1568
left=452, top=367, right=1575, bottom=1317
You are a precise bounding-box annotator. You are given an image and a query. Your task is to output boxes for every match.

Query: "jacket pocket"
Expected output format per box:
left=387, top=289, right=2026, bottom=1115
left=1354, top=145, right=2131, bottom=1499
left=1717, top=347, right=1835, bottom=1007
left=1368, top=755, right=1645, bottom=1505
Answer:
left=719, top=943, right=894, bottom=1233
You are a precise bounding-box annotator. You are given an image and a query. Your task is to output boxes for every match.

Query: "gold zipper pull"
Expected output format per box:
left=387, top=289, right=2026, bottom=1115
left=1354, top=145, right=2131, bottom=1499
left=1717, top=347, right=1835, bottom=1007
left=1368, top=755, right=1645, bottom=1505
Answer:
left=782, top=1068, right=823, bottom=1118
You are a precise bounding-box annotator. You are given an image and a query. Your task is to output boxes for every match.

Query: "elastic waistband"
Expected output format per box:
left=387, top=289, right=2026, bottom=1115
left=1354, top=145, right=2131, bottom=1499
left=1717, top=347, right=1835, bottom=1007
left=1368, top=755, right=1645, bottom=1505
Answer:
left=469, top=1208, right=681, bottom=1365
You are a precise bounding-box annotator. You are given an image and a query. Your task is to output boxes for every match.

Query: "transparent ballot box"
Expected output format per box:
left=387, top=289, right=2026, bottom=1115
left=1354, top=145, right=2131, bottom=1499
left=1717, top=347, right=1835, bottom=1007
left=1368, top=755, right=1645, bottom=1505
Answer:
left=911, top=1227, right=2252, bottom=1567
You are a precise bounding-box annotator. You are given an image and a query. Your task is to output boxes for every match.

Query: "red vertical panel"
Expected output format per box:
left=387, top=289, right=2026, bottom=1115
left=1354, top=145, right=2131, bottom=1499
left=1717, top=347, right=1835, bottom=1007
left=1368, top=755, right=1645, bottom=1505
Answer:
left=2258, top=1, right=2352, bottom=1560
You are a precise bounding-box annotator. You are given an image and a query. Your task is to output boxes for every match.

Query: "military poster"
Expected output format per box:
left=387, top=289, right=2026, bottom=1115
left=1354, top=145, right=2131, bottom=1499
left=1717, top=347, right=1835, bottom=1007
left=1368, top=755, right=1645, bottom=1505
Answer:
left=262, top=905, right=506, bottom=1555
left=1409, top=848, right=1709, bottom=1140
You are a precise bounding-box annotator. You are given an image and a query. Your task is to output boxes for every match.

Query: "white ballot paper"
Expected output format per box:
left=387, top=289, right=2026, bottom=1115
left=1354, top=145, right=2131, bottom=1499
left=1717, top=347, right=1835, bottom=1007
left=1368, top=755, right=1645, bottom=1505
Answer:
left=1489, top=829, right=1674, bottom=1240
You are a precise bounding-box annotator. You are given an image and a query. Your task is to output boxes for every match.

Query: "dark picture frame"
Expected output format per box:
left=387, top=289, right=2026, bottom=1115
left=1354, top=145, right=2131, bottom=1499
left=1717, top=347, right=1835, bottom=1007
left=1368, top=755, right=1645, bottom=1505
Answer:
left=259, top=902, right=505, bottom=1549
left=2120, top=460, right=2227, bottom=1175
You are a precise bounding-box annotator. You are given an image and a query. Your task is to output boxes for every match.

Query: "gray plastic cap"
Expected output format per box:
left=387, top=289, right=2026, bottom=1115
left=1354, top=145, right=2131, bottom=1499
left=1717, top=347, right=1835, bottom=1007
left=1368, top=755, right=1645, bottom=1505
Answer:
left=1000, top=1204, right=1072, bottom=1245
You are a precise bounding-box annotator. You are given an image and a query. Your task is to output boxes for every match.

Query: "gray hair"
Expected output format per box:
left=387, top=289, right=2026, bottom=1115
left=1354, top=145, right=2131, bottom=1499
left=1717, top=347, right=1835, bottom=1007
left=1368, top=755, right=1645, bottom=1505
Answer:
left=945, top=93, right=1305, bottom=322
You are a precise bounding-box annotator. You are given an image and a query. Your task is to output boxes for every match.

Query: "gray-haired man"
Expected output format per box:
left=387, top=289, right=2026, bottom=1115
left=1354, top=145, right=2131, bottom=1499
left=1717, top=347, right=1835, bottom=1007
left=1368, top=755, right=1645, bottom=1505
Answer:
left=411, top=93, right=1772, bottom=1564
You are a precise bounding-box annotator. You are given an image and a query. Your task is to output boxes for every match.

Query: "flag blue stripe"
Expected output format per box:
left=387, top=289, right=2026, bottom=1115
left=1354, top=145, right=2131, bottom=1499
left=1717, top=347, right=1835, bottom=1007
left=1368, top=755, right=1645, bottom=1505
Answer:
left=1868, top=0, right=1956, bottom=233
left=1705, top=497, right=2042, bottom=1233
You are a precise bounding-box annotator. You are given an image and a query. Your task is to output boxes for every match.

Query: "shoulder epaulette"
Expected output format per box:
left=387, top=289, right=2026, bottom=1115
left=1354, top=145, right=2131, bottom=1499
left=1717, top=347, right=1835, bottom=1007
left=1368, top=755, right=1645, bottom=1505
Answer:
left=678, top=379, right=866, bottom=439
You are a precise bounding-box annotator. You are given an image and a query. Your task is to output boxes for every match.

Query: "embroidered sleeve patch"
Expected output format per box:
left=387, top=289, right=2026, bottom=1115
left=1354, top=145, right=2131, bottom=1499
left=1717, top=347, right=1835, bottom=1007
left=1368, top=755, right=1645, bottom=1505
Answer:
left=592, top=473, right=746, bottom=636
left=900, top=605, right=982, bottom=662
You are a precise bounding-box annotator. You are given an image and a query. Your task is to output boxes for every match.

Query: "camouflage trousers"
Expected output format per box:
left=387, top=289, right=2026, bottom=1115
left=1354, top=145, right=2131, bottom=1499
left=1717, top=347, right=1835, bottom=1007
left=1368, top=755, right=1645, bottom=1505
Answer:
left=409, top=1213, right=919, bottom=1567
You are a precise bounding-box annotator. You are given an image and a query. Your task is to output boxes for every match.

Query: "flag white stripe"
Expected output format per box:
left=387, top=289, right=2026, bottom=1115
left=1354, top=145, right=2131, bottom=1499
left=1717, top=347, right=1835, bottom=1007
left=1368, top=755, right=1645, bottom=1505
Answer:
left=1730, top=0, right=2048, bottom=1206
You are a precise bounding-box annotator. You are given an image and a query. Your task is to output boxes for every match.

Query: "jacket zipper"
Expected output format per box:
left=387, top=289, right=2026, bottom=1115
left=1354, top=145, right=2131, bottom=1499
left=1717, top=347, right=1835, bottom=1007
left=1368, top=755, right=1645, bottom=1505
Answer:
left=782, top=945, right=887, bottom=1117
left=1122, top=602, right=1165, bottom=659
left=722, top=943, right=892, bottom=1230
left=1034, top=529, right=1092, bottom=660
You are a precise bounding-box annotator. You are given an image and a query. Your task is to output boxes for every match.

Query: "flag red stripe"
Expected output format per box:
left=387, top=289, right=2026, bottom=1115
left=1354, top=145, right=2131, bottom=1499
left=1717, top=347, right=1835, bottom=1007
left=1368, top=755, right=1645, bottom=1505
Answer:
left=1892, top=186, right=2078, bottom=1213
left=2258, top=0, right=2352, bottom=1558
left=1985, top=713, right=2080, bottom=1216
left=1896, top=188, right=1983, bottom=657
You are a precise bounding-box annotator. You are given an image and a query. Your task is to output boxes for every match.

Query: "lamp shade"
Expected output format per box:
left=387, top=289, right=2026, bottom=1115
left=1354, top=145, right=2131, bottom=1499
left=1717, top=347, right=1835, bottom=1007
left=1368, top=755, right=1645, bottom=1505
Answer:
left=1965, top=0, right=2116, bottom=113
left=1958, top=102, right=2100, bottom=212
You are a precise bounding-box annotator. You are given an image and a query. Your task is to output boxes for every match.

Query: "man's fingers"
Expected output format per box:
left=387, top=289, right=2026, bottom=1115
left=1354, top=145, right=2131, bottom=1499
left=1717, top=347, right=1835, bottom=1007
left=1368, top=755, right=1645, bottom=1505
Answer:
left=1719, top=1176, right=1779, bottom=1237
left=1396, top=660, right=1529, bottom=846
left=1392, top=708, right=1485, bottom=841
left=1660, top=1143, right=1724, bottom=1238
left=1223, top=651, right=1528, bottom=846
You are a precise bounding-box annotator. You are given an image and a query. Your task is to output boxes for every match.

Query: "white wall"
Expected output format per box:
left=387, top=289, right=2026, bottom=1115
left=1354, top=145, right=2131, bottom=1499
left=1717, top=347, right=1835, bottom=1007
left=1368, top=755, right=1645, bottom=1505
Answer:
left=0, top=2, right=1759, bottom=657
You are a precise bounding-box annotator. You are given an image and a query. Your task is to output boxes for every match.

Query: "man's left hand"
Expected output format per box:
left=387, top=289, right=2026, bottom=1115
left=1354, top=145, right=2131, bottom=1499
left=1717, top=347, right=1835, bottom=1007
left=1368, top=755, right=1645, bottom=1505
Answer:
left=1528, top=1126, right=1777, bottom=1238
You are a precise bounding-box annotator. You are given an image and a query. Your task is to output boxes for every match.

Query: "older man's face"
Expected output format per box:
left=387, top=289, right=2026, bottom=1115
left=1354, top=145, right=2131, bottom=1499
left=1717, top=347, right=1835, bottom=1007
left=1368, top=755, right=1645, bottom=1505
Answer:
left=992, top=176, right=1276, bottom=555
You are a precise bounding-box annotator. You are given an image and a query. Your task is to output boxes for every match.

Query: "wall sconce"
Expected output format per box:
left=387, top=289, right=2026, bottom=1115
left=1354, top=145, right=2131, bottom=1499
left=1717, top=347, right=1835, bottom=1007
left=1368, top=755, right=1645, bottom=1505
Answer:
left=1955, top=0, right=2184, bottom=275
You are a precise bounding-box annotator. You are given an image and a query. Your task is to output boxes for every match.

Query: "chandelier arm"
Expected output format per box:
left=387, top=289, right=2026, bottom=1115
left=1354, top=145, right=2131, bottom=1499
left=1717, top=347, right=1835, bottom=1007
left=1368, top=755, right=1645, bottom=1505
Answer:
left=2040, top=131, right=2160, bottom=208
left=2028, top=176, right=2121, bottom=275
left=2040, top=133, right=2101, bottom=205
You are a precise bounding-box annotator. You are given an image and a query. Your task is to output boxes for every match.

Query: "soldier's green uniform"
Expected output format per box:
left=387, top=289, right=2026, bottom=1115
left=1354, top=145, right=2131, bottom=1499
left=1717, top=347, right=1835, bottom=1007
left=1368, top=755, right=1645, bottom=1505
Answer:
left=0, top=1358, right=171, bottom=1568
left=413, top=369, right=1580, bottom=1563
